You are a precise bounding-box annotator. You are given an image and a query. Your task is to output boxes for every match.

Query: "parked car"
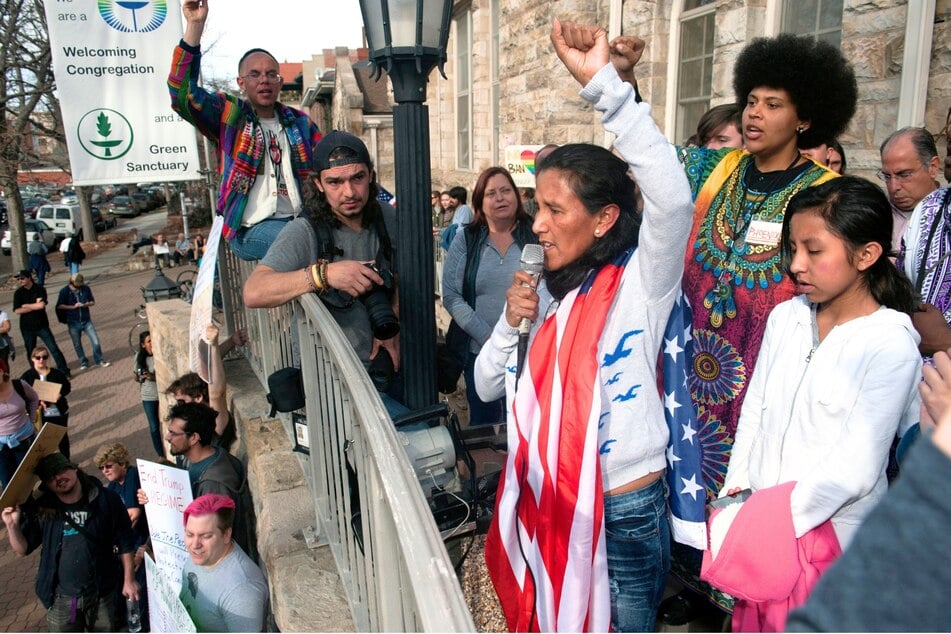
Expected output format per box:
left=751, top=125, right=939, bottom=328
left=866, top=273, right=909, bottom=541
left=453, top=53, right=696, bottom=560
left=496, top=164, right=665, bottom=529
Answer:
left=109, top=195, right=139, bottom=217
left=35, top=204, right=82, bottom=239
left=60, top=190, right=79, bottom=204
left=131, top=192, right=153, bottom=212
left=91, top=206, right=118, bottom=232
left=2, top=219, right=56, bottom=255
left=22, top=197, right=52, bottom=219
left=146, top=187, right=166, bottom=207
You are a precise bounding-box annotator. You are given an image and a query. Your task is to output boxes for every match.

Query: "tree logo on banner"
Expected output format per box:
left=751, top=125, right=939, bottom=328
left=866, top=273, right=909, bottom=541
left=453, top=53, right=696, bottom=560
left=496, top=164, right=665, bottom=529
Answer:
left=97, top=0, right=168, bottom=33
left=77, top=108, right=134, bottom=160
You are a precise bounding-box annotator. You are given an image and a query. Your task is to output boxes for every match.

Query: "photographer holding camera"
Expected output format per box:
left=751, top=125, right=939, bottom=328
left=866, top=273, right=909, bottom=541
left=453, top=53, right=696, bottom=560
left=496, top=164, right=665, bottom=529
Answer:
left=245, top=132, right=406, bottom=417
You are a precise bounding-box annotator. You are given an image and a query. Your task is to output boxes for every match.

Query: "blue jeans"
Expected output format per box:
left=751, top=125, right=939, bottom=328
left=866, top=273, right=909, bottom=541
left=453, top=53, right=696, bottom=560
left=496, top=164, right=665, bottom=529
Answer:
left=229, top=217, right=292, bottom=261
left=0, top=435, right=33, bottom=490
left=21, top=327, right=69, bottom=374
left=464, top=351, right=505, bottom=426
left=603, top=477, right=671, bottom=632
left=142, top=399, right=163, bottom=458
left=68, top=262, right=80, bottom=275
left=67, top=320, right=104, bottom=366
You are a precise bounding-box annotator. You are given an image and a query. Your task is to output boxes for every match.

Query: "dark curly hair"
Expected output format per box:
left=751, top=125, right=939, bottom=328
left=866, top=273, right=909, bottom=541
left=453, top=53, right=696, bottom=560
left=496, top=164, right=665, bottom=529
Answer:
left=302, top=147, right=383, bottom=231
left=733, top=34, right=857, bottom=150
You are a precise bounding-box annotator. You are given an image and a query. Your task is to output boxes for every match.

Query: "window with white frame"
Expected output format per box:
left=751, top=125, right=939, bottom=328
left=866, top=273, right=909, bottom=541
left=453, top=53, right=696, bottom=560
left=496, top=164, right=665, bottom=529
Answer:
left=676, top=0, right=716, bottom=145
left=782, top=0, right=843, bottom=47
left=455, top=9, right=472, bottom=170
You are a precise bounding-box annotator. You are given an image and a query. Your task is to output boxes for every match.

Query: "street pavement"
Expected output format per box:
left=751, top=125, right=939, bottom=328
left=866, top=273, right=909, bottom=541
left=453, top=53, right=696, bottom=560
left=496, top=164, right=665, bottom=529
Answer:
left=0, top=210, right=176, bottom=631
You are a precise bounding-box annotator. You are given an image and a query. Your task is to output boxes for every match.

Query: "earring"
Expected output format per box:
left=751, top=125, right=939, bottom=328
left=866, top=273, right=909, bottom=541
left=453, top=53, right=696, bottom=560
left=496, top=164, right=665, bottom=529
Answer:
left=796, top=126, right=805, bottom=134
left=594, top=228, right=602, bottom=237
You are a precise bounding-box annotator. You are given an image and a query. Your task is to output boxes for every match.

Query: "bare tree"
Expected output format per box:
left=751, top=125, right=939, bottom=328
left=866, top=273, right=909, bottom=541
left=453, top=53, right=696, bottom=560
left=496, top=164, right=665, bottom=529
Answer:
left=1, top=0, right=64, bottom=271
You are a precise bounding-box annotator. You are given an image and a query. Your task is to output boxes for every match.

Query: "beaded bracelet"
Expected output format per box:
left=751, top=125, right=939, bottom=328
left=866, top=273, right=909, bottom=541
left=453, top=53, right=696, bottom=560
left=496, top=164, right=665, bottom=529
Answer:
left=304, top=266, right=317, bottom=293
left=310, top=262, right=327, bottom=294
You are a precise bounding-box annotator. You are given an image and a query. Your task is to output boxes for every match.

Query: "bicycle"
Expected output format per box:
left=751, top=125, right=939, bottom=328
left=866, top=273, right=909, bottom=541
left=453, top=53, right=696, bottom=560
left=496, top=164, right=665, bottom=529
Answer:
left=176, top=268, right=198, bottom=303
left=128, top=305, right=149, bottom=353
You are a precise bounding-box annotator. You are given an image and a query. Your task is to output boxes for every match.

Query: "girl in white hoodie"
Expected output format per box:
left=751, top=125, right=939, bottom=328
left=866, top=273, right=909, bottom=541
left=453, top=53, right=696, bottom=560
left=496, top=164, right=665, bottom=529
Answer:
left=722, top=176, right=921, bottom=549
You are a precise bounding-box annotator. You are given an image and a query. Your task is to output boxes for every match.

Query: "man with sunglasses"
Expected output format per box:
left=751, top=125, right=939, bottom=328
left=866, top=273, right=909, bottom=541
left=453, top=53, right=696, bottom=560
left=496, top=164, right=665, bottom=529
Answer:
left=169, top=0, right=322, bottom=261
left=879, top=127, right=941, bottom=251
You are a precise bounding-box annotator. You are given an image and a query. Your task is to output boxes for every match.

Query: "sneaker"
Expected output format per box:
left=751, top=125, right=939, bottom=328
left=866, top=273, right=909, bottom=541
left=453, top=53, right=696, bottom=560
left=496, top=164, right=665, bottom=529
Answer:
left=99, top=361, right=111, bottom=368
left=79, top=364, right=89, bottom=371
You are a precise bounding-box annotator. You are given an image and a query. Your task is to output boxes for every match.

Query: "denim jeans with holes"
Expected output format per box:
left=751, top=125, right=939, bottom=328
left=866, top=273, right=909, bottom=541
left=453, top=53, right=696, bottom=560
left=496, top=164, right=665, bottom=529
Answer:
left=603, top=477, right=671, bottom=632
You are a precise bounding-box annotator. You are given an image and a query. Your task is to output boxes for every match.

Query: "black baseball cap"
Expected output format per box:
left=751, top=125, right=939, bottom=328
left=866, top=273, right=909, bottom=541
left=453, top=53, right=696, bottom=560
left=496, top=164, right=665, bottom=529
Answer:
left=16, top=269, right=32, bottom=279
left=35, top=452, right=78, bottom=483
left=312, top=131, right=371, bottom=175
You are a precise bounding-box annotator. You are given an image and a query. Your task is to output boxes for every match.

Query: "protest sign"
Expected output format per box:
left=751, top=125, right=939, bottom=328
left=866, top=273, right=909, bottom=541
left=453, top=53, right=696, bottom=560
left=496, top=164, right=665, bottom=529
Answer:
left=145, top=553, right=196, bottom=633
left=137, top=459, right=193, bottom=592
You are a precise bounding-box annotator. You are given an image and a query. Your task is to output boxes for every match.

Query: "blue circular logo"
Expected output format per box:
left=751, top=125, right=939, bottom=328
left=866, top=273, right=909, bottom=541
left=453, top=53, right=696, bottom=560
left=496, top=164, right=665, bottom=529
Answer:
left=98, top=0, right=168, bottom=33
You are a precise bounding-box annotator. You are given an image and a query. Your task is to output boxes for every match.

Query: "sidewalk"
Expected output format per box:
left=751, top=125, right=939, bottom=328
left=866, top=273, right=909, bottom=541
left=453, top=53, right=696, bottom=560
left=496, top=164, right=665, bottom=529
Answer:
left=0, top=222, right=177, bottom=631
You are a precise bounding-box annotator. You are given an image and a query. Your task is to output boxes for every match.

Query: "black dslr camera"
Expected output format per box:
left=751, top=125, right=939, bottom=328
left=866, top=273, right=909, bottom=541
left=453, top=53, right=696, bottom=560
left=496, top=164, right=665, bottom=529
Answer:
left=360, top=262, right=399, bottom=340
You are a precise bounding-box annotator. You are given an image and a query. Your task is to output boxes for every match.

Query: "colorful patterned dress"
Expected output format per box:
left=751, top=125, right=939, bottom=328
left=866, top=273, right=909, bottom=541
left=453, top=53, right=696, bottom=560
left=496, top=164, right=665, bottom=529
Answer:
left=670, top=147, right=837, bottom=608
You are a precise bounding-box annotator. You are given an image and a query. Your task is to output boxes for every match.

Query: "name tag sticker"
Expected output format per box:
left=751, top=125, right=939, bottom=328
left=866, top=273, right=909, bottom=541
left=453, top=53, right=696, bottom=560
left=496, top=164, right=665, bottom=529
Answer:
left=745, top=220, right=783, bottom=246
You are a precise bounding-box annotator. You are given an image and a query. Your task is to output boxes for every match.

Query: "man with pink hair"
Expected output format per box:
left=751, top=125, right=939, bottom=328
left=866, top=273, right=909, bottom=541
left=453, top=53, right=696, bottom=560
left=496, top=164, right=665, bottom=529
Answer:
left=180, top=494, right=267, bottom=632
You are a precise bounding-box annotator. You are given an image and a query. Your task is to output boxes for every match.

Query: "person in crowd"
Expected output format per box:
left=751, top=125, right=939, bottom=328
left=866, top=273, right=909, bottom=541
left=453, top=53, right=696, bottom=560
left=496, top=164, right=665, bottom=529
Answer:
left=244, top=131, right=407, bottom=418
left=475, top=21, right=694, bottom=631
left=162, top=402, right=249, bottom=550
left=448, top=186, right=473, bottom=227
left=443, top=167, right=537, bottom=429
left=612, top=31, right=856, bottom=623
left=166, top=323, right=248, bottom=449
left=432, top=190, right=453, bottom=228
left=827, top=139, right=846, bottom=174
left=59, top=234, right=85, bottom=275
left=0, top=306, right=14, bottom=364
left=519, top=187, right=538, bottom=217
left=693, top=103, right=743, bottom=150
left=194, top=232, right=207, bottom=266
left=127, top=228, right=154, bottom=255
left=1, top=452, right=139, bottom=632
left=179, top=494, right=267, bottom=632
left=0, top=357, right=38, bottom=489
left=785, top=345, right=951, bottom=633
left=134, top=331, right=163, bottom=459
left=94, top=442, right=150, bottom=631
left=898, top=185, right=951, bottom=360
left=152, top=233, right=172, bottom=268
left=20, top=345, right=71, bottom=458
left=879, top=127, right=941, bottom=251
left=173, top=232, right=194, bottom=265
left=27, top=233, right=51, bottom=286
left=56, top=273, right=110, bottom=371
left=710, top=177, right=921, bottom=629
left=534, top=143, right=560, bottom=167
left=169, top=0, right=322, bottom=261
left=13, top=269, right=70, bottom=376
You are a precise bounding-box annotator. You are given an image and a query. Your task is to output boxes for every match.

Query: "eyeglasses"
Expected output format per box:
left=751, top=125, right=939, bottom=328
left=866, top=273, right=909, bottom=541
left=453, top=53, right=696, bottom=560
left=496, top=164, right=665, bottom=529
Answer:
left=876, top=165, right=925, bottom=184
left=33, top=354, right=49, bottom=360
left=99, top=463, right=116, bottom=471
left=240, top=71, right=281, bottom=83
left=166, top=430, right=189, bottom=437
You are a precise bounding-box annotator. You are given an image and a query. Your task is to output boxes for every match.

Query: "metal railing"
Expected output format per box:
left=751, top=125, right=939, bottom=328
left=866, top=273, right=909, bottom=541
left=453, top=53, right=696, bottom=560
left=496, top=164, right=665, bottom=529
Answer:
left=218, top=250, right=474, bottom=632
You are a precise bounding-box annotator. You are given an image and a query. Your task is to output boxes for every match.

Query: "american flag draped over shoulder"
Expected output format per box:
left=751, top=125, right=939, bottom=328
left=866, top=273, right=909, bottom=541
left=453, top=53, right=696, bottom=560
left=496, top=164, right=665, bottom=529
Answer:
left=376, top=186, right=395, bottom=205
left=485, top=249, right=634, bottom=632
left=661, top=290, right=708, bottom=550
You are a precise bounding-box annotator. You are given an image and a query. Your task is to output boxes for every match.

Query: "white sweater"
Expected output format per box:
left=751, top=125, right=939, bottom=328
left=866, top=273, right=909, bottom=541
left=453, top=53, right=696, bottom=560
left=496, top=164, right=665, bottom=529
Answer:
left=722, top=295, right=921, bottom=547
left=474, top=64, right=694, bottom=490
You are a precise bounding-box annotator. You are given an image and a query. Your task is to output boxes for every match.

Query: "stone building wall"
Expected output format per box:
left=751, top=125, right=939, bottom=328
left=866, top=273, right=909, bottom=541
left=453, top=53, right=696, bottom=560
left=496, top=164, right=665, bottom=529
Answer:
left=424, top=0, right=949, bottom=191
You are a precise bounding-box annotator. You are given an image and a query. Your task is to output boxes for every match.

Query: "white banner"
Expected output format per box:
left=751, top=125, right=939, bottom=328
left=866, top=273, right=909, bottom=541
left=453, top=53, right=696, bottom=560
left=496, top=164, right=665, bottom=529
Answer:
left=189, top=215, right=222, bottom=381
left=44, top=0, right=201, bottom=185
left=137, top=458, right=193, bottom=591
left=145, top=554, right=197, bottom=633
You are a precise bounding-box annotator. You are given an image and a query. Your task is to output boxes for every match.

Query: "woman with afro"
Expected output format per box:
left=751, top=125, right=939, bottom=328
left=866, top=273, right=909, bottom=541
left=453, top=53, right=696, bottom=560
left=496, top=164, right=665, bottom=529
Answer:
left=637, top=34, right=857, bottom=623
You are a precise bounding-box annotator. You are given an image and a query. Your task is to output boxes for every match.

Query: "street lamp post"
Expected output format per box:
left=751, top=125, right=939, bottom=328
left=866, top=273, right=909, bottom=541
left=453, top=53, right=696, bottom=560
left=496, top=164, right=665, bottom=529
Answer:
left=359, top=0, right=452, bottom=411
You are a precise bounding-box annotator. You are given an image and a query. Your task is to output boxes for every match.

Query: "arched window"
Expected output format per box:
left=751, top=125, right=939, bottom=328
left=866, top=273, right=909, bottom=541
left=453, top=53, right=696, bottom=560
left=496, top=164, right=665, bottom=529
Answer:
left=676, top=0, right=716, bottom=144
left=782, top=0, right=843, bottom=47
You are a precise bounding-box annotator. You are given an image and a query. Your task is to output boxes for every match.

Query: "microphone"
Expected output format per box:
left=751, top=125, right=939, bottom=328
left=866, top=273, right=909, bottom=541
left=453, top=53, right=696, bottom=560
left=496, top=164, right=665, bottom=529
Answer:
left=516, top=244, right=544, bottom=381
